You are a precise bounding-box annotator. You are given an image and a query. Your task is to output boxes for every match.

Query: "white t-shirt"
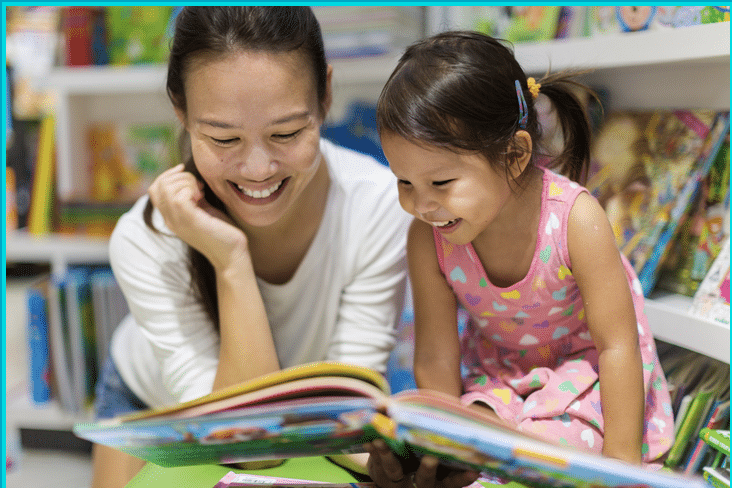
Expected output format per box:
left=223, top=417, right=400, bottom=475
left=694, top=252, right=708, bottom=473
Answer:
left=109, top=139, right=411, bottom=407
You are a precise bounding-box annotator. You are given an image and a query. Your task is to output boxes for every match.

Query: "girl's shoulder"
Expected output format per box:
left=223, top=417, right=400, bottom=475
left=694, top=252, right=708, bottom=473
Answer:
left=541, top=167, right=588, bottom=205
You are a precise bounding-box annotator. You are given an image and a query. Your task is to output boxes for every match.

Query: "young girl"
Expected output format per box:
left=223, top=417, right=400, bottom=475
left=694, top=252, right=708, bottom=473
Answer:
left=92, top=7, right=410, bottom=488
left=367, top=31, right=674, bottom=485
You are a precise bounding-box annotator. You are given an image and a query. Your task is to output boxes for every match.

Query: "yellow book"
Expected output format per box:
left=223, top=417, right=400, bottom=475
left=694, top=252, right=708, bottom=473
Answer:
left=27, top=114, right=55, bottom=235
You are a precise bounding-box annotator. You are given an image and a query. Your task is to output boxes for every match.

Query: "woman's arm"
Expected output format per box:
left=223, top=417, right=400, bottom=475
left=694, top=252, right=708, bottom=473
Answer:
left=567, top=192, right=644, bottom=464
left=408, top=219, right=463, bottom=397
left=145, top=165, right=279, bottom=393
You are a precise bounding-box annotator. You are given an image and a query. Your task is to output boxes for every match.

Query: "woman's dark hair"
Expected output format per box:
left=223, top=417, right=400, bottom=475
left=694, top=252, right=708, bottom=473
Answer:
left=143, top=6, right=328, bottom=329
left=377, top=30, right=597, bottom=186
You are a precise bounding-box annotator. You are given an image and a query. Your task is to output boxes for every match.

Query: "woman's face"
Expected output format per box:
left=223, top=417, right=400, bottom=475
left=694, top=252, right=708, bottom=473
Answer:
left=178, top=50, right=330, bottom=229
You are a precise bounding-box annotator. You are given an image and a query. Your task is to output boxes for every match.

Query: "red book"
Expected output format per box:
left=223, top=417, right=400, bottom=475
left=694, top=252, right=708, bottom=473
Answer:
left=64, top=7, right=94, bottom=66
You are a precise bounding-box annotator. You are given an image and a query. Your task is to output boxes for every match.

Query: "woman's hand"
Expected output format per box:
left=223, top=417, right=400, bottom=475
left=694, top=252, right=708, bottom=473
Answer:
left=365, top=440, right=480, bottom=488
left=147, top=164, right=251, bottom=272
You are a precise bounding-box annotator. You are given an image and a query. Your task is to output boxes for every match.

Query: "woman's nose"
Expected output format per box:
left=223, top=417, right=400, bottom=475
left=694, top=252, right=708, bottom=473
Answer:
left=240, top=144, right=278, bottom=180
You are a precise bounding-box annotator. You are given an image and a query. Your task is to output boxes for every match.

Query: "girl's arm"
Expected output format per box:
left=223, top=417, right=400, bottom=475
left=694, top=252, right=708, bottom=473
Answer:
left=408, top=219, right=463, bottom=397
left=567, top=192, right=644, bottom=464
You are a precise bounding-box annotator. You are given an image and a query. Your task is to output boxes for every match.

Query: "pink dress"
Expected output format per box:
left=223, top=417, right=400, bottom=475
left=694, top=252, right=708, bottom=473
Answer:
left=433, top=168, right=674, bottom=463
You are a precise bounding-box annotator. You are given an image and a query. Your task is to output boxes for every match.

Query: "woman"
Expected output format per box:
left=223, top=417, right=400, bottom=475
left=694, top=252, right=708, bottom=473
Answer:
left=91, top=7, right=410, bottom=487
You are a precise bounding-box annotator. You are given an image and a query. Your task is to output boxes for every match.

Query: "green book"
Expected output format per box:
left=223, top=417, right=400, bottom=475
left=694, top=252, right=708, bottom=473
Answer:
left=701, top=428, right=731, bottom=457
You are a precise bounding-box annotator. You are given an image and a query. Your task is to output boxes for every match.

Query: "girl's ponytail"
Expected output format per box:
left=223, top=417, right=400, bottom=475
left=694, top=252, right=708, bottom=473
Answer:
left=535, top=71, right=599, bottom=185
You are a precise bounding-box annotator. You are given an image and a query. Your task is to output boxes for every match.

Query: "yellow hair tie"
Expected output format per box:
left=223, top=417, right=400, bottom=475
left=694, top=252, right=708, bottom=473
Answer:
left=527, top=77, right=541, bottom=99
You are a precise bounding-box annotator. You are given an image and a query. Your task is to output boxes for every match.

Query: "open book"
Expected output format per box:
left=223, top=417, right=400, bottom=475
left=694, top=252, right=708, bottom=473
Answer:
left=74, top=361, right=708, bottom=488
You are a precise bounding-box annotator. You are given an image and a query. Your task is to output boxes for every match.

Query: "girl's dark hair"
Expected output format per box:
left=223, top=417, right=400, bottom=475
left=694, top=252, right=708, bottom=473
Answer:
left=142, top=6, right=328, bottom=329
left=377, top=30, right=597, bottom=185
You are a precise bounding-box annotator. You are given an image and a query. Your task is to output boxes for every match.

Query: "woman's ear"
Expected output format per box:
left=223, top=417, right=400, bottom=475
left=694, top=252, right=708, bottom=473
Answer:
left=508, top=130, right=533, bottom=179
left=173, top=105, right=188, bottom=130
left=321, top=64, right=334, bottom=120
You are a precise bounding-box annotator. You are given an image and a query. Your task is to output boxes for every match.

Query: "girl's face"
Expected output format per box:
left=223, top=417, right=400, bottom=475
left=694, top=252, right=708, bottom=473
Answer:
left=382, top=133, right=515, bottom=246
left=178, top=50, right=330, bottom=229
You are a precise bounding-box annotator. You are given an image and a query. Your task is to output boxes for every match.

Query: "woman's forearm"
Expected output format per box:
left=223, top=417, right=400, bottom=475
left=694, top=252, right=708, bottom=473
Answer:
left=212, top=264, right=279, bottom=391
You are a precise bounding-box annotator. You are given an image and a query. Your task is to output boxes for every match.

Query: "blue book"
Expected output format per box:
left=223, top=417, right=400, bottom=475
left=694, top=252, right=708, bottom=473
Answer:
left=26, top=281, right=51, bottom=404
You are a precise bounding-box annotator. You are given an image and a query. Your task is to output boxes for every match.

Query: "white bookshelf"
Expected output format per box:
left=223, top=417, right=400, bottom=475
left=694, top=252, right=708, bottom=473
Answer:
left=7, top=16, right=730, bottom=432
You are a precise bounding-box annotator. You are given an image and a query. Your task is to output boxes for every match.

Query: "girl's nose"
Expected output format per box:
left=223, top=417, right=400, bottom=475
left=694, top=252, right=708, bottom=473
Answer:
left=412, top=192, right=439, bottom=215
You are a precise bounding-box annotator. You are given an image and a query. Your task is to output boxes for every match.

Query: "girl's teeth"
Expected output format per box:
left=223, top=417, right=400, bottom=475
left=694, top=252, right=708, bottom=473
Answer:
left=433, top=219, right=457, bottom=227
left=237, top=180, right=283, bottom=199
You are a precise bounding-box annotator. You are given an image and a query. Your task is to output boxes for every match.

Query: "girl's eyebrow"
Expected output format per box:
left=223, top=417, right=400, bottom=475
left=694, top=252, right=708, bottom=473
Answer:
left=196, top=111, right=312, bottom=129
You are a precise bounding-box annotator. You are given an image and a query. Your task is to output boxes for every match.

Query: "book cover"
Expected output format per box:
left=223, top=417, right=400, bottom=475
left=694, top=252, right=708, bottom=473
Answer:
left=74, top=361, right=710, bottom=488
left=586, top=110, right=729, bottom=296
left=62, top=6, right=94, bottom=67
left=87, top=122, right=178, bottom=204
left=689, top=238, right=731, bottom=324
left=665, top=365, right=731, bottom=468
left=64, top=267, right=98, bottom=409
left=702, top=466, right=730, bottom=488
left=701, top=429, right=731, bottom=457
left=26, top=279, right=51, bottom=404
left=656, top=135, right=729, bottom=297
left=684, top=400, right=730, bottom=474
left=27, top=114, right=55, bottom=236
left=47, top=273, right=77, bottom=413
left=637, top=112, right=730, bottom=295
left=105, top=6, right=173, bottom=65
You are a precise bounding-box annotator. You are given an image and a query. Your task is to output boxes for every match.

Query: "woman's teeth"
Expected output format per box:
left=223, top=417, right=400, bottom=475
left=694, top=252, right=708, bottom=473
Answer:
left=237, top=180, right=283, bottom=199
left=433, top=219, right=458, bottom=228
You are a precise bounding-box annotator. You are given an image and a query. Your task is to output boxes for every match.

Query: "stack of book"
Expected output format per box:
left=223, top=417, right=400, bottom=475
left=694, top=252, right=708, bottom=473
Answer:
left=26, top=266, right=129, bottom=412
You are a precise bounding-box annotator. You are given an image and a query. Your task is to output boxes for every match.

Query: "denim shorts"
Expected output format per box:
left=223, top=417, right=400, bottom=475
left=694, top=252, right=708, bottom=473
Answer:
left=94, top=353, right=149, bottom=420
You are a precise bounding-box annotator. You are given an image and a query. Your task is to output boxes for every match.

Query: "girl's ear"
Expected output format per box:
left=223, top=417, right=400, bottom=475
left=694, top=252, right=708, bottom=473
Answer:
left=508, top=130, right=533, bottom=179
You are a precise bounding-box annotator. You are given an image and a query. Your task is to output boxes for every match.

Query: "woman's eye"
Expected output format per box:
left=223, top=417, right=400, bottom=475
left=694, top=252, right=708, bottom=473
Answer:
left=433, top=179, right=454, bottom=186
left=397, top=179, right=412, bottom=186
left=273, top=129, right=302, bottom=140
left=211, top=137, right=238, bottom=146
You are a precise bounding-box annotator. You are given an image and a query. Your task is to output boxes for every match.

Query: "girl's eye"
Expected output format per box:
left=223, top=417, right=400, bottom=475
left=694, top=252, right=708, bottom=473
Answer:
left=433, top=179, right=454, bottom=186
left=397, top=179, right=412, bottom=186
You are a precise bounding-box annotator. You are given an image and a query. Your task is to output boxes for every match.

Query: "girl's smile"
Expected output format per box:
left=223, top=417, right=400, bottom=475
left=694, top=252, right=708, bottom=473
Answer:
left=382, top=133, right=517, bottom=246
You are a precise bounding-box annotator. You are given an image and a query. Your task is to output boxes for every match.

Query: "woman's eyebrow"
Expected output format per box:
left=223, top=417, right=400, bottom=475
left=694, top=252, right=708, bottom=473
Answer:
left=196, top=111, right=312, bottom=129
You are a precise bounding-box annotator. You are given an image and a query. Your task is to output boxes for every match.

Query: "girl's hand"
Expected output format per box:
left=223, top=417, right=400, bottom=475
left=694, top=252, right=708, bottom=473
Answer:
left=147, top=164, right=251, bottom=272
left=365, top=440, right=480, bottom=488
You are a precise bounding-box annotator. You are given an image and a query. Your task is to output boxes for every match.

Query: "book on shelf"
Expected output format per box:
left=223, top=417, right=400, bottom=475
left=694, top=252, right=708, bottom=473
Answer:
left=26, top=278, right=51, bottom=404
left=656, top=135, right=729, bottom=297
left=25, top=266, right=129, bottom=413
left=27, top=113, right=56, bottom=236
left=74, top=361, right=709, bottom=488
left=688, top=237, right=730, bottom=325
left=64, top=267, right=98, bottom=410
left=699, top=429, right=730, bottom=488
left=47, top=272, right=77, bottom=412
left=586, top=110, right=730, bottom=296
left=87, top=121, right=178, bottom=205
left=105, top=6, right=174, bottom=65
left=684, top=400, right=730, bottom=475
left=661, top=350, right=730, bottom=469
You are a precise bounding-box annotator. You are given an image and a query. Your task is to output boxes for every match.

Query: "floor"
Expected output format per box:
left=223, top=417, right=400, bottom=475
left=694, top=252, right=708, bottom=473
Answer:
left=6, top=274, right=94, bottom=488
left=6, top=448, right=93, bottom=488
